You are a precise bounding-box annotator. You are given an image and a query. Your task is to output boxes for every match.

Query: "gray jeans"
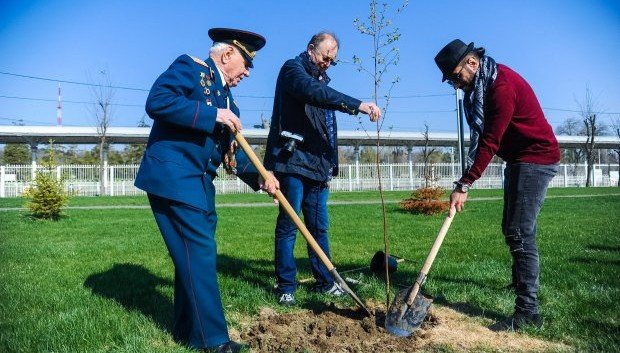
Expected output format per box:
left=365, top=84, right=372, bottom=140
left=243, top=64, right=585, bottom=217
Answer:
left=502, top=162, right=558, bottom=315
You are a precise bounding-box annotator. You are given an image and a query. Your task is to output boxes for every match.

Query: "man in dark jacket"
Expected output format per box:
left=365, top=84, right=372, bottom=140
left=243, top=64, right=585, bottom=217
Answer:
left=135, top=28, right=277, bottom=353
left=434, top=39, right=560, bottom=331
left=263, top=32, right=381, bottom=306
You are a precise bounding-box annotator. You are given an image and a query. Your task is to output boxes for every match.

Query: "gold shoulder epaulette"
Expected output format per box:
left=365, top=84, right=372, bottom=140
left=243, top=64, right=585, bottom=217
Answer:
left=190, top=56, right=209, bottom=68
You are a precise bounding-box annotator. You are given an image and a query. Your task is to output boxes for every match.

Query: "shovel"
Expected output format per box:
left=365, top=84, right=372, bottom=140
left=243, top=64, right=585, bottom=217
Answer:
left=233, top=131, right=372, bottom=316
left=385, top=209, right=455, bottom=336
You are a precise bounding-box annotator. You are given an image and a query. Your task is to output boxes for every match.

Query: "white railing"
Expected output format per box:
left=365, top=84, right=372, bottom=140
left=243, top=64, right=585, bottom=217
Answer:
left=0, top=162, right=617, bottom=197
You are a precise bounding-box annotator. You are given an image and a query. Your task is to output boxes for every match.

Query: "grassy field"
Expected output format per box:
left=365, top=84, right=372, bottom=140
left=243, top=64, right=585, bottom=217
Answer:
left=0, top=187, right=618, bottom=352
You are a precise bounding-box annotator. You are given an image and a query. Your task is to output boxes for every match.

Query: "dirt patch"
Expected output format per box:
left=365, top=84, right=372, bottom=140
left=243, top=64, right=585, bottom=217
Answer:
left=237, top=302, right=571, bottom=352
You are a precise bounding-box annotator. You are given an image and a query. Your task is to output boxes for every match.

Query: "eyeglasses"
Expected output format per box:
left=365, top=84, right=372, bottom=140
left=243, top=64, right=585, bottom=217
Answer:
left=312, top=48, right=336, bottom=65
left=446, top=63, right=466, bottom=86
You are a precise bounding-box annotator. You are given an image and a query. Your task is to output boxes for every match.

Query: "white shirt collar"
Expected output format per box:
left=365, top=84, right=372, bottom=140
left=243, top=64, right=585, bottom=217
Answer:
left=214, top=63, right=228, bottom=89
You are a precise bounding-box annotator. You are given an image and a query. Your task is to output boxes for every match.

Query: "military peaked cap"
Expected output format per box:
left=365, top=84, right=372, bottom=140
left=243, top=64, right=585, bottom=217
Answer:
left=208, top=28, right=266, bottom=68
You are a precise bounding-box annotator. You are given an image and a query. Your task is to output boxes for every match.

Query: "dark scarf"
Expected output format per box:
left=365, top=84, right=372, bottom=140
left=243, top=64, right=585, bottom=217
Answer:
left=299, top=51, right=338, bottom=176
left=463, top=55, right=498, bottom=172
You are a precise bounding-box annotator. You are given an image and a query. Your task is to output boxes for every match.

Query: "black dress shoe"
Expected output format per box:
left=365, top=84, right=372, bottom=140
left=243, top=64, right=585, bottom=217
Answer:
left=489, top=312, right=543, bottom=331
left=203, top=341, right=248, bottom=353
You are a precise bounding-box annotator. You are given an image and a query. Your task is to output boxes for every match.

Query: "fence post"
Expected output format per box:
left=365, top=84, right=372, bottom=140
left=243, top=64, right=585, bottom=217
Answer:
left=348, top=165, right=352, bottom=192
left=103, top=160, right=109, bottom=195
left=563, top=164, right=568, bottom=187
left=0, top=166, right=5, bottom=198
left=409, top=160, right=414, bottom=189
left=592, top=164, right=596, bottom=187
left=355, top=161, right=360, bottom=188
left=389, top=164, right=394, bottom=191
left=110, top=166, right=115, bottom=196
left=31, top=160, right=37, bottom=180
left=584, top=161, right=588, bottom=187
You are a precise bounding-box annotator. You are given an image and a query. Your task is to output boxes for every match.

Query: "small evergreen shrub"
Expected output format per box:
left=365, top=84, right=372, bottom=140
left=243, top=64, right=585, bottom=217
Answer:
left=23, top=143, right=68, bottom=220
left=400, top=187, right=449, bottom=215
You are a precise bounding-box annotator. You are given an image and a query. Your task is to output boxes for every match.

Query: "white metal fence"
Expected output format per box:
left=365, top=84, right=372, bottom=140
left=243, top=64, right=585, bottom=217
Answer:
left=0, top=162, right=618, bottom=198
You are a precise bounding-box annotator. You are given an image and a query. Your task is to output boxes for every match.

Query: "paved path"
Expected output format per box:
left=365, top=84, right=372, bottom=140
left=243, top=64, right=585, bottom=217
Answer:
left=0, top=193, right=618, bottom=212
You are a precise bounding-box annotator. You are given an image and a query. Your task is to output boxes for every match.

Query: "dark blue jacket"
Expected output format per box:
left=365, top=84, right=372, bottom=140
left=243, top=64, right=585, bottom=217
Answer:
left=135, top=55, right=258, bottom=211
left=264, top=54, right=362, bottom=182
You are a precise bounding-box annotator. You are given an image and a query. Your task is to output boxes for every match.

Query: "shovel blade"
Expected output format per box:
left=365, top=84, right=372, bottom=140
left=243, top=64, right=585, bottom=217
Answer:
left=385, top=286, right=433, bottom=337
left=330, top=269, right=372, bottom=316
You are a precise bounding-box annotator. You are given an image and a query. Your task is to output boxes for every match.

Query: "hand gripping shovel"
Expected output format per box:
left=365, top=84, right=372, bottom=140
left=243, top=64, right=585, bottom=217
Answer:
left=385, top=209, right=455, bottom=336
left=233, top=131, right=372, bottom=316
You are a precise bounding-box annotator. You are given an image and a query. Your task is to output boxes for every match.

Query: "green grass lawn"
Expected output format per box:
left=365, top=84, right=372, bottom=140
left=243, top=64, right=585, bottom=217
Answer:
left=0, top=188, right=618, bottom=352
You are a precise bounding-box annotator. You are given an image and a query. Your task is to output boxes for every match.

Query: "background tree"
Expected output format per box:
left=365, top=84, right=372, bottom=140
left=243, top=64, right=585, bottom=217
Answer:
left=359, top=146, right=378, bottom=164
left=89, top=70, right=115, bottom=195
left=352, top=0, right=408, bottom=306
left=120, top=145, right=145, bottom=164
left=421, top=122, right=438, bottom=187
left=556, top=117, right=584, bottom=176
left=2, top=144, right=31, bottom=164
left=125, top=114, right=150, bottom=164
left=137, top=113, right=150, bottom=128
left=337, top=146, right=355, bottom=164
left=576, top=87, right=607, bottom=186
left=612, top=116, right=620, bottom=186
left=61, top=145, right=85, bottom=164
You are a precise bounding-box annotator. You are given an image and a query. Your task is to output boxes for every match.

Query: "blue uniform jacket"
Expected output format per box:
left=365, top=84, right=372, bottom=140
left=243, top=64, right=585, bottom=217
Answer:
left=263, top=54, right=362, bottom=182
left=135, top=55, right=259, bottom=211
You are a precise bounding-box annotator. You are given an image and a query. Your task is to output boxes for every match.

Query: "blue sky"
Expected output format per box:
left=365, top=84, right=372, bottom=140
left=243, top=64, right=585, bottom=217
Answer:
left=1, top=0, right=619, bottom=133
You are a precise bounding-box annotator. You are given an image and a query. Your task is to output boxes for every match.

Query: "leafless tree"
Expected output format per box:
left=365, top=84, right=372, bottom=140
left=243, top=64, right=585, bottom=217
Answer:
left=576, top=87, right=607, bottom=186
left=612, top=116, right=620, bottom=187
left=421, top=123, right=437, bottom=188
left=352, top=0, right=408, bottom=306
left=89, top=70, right=115, bottom=195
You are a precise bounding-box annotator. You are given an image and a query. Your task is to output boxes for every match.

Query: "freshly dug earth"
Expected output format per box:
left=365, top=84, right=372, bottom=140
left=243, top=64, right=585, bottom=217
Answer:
left=237, top=302, right=571, bottom=352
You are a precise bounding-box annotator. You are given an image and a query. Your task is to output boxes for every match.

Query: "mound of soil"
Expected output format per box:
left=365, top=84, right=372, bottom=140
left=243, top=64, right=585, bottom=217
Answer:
left=238, top=302, right=570, bottom=352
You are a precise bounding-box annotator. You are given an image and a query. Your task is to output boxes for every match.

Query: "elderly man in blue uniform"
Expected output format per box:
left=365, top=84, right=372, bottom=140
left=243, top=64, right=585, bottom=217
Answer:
left=263, top=32, right=381, bottom=306
left=135, top=28, right=276, bottom=353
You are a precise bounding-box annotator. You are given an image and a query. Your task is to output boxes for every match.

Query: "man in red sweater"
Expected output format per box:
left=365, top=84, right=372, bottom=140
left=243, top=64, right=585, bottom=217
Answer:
left=434, top=39, right=560, bottom=330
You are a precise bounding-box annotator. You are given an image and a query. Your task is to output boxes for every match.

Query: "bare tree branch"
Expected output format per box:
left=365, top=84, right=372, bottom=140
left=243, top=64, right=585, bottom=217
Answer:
left=88, top=69, right=115, bottom=195
left=575, top=86, right=607, bottom=186
left=352, top=0, right=408, bottom=308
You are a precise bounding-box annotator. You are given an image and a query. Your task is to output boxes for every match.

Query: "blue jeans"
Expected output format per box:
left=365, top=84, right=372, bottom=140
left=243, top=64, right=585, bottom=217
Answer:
left=274, top=173, right=333, bottom=294
left=502, top=163, right=558, bottom=315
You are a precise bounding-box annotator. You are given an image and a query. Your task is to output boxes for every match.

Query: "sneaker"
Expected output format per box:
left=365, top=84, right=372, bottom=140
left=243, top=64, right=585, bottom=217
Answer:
left=323, top=283, right=346, bottom=297
left=203, top=340, right=248, bottom=353
left=278, top=292, right=296, bottom=306
left=490, top=312, right=543, bottom=331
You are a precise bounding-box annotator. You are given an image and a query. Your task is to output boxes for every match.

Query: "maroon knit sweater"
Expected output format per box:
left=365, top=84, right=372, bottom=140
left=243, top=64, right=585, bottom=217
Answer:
left=460, top=64, right=560, bottom=186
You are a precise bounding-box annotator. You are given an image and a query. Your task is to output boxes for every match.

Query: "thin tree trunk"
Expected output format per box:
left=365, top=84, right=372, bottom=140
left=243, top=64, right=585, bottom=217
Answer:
left=99, top=137, right=106, bottom=196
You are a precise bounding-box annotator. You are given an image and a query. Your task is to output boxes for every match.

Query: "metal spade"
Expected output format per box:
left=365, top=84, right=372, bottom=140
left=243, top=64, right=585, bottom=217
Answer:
left=385, top=210, right=455, bottom=336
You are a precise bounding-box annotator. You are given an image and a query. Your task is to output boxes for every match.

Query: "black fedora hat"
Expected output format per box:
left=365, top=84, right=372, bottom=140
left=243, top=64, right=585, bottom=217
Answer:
left=434, top=39, right=475, bottom=82
left=208, top=28, right=266, bottom=68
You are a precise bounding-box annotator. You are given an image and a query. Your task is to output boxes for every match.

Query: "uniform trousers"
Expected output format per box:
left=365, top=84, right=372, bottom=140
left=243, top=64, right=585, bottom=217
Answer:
left=148, top=192, right=229, bottom=349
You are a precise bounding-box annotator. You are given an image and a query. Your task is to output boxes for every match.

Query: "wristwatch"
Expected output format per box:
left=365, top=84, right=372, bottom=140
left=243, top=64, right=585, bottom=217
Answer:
left=453, top=181, right=470, bottom=193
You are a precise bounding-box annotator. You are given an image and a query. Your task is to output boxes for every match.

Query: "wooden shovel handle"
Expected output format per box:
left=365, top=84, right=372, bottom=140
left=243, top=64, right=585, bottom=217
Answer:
left=233, top=131, right=335, bottom=271
left=405, top=211, right=455, bottom=306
